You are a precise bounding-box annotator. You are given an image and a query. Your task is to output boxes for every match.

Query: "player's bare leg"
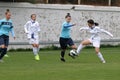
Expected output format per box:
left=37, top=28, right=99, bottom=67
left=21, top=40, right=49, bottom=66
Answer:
left=95, top=47, right=106, bottom=63
left=77, top=40, right=91, bottom=54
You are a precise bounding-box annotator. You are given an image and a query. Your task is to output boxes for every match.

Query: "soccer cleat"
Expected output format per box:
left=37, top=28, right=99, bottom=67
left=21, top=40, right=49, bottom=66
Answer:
left=4, top=54, right=9, bottom=58
left=68, top=53, right=75, bottom=59
left=60, top=58, right=66, bottom=62
left=102, top=60, right=106, bottom=63
left=35, top=54, right=40, bottom=61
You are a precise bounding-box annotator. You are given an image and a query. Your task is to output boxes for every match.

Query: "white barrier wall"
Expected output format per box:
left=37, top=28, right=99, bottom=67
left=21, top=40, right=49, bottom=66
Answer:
left=0, top=2, right=120, bottom=48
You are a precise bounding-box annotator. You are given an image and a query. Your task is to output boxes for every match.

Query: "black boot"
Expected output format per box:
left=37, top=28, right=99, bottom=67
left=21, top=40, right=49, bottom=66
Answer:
left=60, top=50, right=66, bottom=62
left=0, top=48, right=7, bottom=60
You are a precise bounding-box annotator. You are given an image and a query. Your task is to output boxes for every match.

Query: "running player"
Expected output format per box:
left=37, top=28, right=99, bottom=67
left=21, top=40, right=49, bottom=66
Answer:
left=0, top=9, right=15, bottom=62
left=72, top=19, right=113, bottom=63
left=59, top=13, right=77, bottom=62
left=24, top=14, right=40, bottom=61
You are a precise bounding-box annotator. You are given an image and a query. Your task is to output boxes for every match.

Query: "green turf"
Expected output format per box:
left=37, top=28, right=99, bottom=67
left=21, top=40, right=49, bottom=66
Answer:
left=0, top=47, right=120, bottom=80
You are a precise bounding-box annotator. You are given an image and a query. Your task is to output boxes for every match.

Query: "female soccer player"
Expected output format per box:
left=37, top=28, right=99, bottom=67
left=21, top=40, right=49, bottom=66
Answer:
left=24, top=14, right=40, bottom=61
left=59, top=13, right=77, bottom=62
left=72, top=19, right=113, bottom=63
left=0, top=9, right=15, bottom=62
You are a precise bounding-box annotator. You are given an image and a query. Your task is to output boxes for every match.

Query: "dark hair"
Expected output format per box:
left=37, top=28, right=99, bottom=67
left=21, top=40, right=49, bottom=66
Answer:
left=95, top=22, right=99, bottom=26
left=87, top=19, right=94, bottom=24
left=65, top=13, right=71, bottom=18
left=5, top=9, right=10, bottom=15
left=31, top=14, right=36, bottom=18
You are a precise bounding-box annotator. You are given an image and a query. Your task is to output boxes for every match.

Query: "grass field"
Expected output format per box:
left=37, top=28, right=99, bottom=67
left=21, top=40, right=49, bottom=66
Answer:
left=0, top=47, right=120, bottom=80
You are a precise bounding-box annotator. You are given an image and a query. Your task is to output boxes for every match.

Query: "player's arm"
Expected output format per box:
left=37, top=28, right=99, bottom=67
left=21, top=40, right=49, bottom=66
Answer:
left=10, top=27, right=15, bottom=39
left=79, top=27, right=89, bottom=31
left=63, top=23, right=76, bottom=28
left=37, top=22, right=40, bottom=32
left=24, top=22, right=29, bottom=34
left=99, top=28, right=113, bottom=37
left=0, top=20, right=2, bottom=27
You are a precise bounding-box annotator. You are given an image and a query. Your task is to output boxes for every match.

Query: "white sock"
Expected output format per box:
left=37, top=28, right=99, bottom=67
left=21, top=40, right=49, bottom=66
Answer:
left=97, top=52, right=105, bottom=62
left=33, top=47, right=38, bottom=55
left=77, top=44, right=83, bottom=54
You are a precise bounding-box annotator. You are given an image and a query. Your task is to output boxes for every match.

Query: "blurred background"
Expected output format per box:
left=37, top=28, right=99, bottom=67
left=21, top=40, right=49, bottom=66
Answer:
left=0, top=0, right=120, bottom=6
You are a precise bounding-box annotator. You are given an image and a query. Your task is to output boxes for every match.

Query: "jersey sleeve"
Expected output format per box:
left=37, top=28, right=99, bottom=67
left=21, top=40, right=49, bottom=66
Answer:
left=79, top=27, right=89, bottom=31
left=98, top=27, right=113, bottom=37
left=10, top=27, right=15, bottom=37
left=24, top=22, right=29, bottom=33
left=63, top=23, right=74, bottom=28
left=9, top=20, right=15, bottom=37
left=37, top=22, right=40, bottom=32
left=11, top=21, right=14, bottom=28
left=0, top=20, right=2, bottom=27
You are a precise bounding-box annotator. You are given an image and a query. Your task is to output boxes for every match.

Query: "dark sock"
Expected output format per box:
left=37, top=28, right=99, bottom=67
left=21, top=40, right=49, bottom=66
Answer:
left=61, top=50, right=65, bottom=58
left=0, top=48, right=7, bottom=60
left=0, top=48, right=2, bottom=53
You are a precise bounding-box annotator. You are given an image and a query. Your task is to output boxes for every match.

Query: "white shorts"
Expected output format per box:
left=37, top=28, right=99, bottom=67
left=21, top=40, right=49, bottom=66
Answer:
left=28, top=38, right=39, bottom=44
left=27, top=33, right=39, bottom=44
left=88, top=38, right=100, bottom=48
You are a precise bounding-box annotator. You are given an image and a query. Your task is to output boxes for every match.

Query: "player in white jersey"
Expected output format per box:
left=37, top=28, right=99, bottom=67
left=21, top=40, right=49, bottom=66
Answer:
left=24, top=14, right=40, bottom=61
left=73, top=19, right=113, bottom=63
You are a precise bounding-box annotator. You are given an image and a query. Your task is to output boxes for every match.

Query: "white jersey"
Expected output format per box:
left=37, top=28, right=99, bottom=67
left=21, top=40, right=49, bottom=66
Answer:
left=80, top=26, right=113, bottom=47
left=24, top=20, right=40, bottom=39
left=80, top=26, right=113, bottom=40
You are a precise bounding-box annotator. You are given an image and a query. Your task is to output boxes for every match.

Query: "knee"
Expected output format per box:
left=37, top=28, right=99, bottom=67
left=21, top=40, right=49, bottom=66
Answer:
left=1, top=45, right=6, bottom=48
left=61, top=49, right=66, bottom=52
left=95, top=48, right=100, bottom=54
left=71, top=45, right=77, bottom=49
left=36, top=44, right=39, bottom=48
left=32, top=44, right=38, bottom=47
left=95, top=51, right=99, bottom=54
left=81, top=41, right=85, bottom=45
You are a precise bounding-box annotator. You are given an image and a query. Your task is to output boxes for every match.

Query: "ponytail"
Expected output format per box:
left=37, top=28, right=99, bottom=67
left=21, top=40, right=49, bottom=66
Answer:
left=94, top=22, right=99, bottom=26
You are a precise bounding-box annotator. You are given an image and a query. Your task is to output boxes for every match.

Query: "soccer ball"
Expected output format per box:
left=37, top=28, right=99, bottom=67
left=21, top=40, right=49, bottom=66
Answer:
left=70, top=50, right=77, bottom=56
